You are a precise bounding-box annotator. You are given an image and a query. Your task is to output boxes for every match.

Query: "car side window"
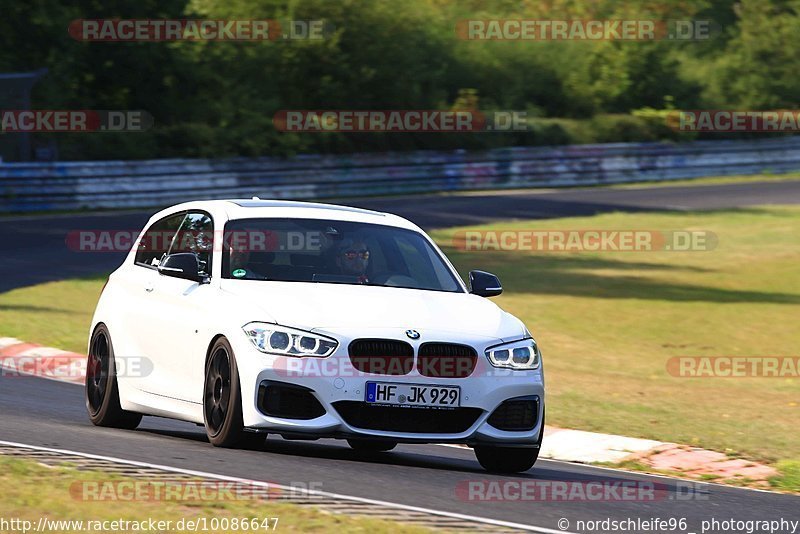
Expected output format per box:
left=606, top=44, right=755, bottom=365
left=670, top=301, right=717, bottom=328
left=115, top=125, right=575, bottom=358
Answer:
left=134, top=212, right=186, bottom=268
left=168, top=211, right=214, bottom=277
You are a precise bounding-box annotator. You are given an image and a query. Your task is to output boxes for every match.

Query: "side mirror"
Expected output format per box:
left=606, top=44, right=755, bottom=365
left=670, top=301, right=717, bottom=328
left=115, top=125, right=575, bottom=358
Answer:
left=469, top=270, right=502, bottom=297
left=158, top=253, right=203, bottom=282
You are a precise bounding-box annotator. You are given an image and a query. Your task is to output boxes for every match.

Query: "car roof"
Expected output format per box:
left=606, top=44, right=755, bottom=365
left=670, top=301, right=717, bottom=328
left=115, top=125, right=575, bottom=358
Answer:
left=228, top=198, right=383, bottom=215
left=155, top=199, right=420, bottom=231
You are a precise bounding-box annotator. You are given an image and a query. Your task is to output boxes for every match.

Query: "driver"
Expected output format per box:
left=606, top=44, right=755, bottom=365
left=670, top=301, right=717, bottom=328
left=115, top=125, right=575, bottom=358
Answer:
left=336, top=239, right=370, bottom=283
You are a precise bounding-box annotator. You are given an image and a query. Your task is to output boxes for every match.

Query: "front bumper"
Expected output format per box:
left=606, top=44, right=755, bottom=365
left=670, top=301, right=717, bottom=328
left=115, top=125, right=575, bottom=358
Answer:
left=231, top=328, right=545, bottom=447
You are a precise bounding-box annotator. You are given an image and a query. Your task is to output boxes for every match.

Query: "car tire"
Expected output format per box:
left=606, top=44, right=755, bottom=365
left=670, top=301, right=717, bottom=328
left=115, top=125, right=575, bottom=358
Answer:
left=239, top=432, right=267, bottom=449
left=475, top=407, right=544, bottom=473
left=85, top=325, right=142, bottom=430
left=474, top=445, right=539, bottom=473
left=203, top=337, right=248, bottom=447
left=347, top=439, right=397, bottom=452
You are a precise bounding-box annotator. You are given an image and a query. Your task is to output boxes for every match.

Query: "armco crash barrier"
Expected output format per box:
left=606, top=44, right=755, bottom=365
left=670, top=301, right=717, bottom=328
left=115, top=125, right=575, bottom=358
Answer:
left=2, top=136, right=800, bottom=212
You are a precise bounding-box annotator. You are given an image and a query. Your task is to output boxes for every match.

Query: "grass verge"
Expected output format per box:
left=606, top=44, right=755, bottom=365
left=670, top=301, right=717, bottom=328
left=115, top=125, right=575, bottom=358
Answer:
left=606, top=172, right=800, bottom=189
left=770, top=462, right=800, bottom=492
left=0, top=274, right=105, bottom=353
left=0, top=456, right=429, bottom=533
left=430, top=205, right=799, bottom=468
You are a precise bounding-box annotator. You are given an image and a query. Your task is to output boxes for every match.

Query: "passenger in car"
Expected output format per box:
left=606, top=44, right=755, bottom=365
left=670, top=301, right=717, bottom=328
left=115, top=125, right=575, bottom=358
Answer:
left=335, top=239, right=370, bottom=283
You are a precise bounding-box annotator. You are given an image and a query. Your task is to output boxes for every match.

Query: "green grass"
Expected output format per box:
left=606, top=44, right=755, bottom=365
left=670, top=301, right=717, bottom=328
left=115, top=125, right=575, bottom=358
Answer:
left=430, top=205, right=800, bottom=466
left=770, top=461, right=800, bottom=492
left=0, top=456, right=429, bottom=533
left=0, top=274, right=106, bottom=353
left=404, top=171, right=800, bottom=199
left=605, top=171, right=800, bottom=190
left=1, top=205, right=798, bottom=480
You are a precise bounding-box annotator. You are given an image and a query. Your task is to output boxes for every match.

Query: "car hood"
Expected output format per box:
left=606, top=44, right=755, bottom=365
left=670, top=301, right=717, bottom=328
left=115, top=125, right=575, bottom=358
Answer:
left=219, top=280, right=525, bottom=341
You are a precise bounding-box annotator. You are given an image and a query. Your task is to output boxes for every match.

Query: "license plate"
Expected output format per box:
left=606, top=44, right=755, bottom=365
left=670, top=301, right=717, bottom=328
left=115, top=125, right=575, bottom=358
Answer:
left=365, top=382, right=460, bottom=407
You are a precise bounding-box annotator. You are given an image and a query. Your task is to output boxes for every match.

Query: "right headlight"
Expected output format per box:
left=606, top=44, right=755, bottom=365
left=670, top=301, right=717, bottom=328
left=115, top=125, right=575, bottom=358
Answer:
left=485, top=338, right=541, bottom=370
left=243, top=322, right=338, bottom=358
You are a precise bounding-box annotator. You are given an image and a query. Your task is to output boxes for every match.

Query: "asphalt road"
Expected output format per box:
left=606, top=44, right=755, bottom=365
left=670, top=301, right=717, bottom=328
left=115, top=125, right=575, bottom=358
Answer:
left=1, top=179, right=799, bottom=292
left=1, top=375, right=798, bottom=533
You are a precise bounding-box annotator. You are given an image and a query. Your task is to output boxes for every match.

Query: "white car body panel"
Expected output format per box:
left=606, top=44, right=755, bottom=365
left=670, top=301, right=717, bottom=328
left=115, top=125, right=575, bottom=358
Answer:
left=90, top=199, right=545, bottom=446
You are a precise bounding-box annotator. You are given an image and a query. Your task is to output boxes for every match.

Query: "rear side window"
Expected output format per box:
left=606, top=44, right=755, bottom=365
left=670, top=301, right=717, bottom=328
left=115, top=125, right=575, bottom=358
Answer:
left=134, top=212, right=186, bottom=268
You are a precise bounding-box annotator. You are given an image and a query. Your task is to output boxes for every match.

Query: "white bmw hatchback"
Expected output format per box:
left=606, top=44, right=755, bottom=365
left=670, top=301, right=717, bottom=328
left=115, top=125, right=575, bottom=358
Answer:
left=86, top=199, right=545, bottom=472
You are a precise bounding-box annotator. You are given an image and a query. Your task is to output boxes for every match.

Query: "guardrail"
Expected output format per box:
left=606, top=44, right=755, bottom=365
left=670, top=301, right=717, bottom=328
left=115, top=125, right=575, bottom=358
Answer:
left=2, top=136, right=799, bottom=212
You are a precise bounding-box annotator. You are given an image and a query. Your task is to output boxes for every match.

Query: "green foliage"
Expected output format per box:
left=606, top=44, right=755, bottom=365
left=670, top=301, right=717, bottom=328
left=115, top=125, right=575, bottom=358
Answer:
left=0, top=0, right=797, bottom=160
left=704, top=0, right=800, bottom=108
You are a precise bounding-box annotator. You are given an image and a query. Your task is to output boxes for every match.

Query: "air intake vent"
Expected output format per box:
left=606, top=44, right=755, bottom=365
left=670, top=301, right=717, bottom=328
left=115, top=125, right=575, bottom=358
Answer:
left=487, top=396, right=539, bottom=431
left=257, top=381, right=326, bottom=420
left=333, top=401, right=482, bottom=433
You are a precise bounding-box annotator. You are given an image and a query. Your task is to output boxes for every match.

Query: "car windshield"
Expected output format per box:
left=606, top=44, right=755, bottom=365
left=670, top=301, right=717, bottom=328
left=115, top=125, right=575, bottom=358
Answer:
left=221, top=218, right=463, bottom=292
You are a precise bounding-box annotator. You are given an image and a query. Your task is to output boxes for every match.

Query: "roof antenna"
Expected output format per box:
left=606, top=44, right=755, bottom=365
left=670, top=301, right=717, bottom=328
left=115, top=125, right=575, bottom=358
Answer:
left=252, top=196, right=261, bottom=200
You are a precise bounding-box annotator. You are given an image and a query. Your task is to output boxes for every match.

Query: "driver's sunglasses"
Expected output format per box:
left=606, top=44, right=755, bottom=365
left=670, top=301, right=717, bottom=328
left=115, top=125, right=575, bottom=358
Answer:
left=343, top=249, right=369, bottom=260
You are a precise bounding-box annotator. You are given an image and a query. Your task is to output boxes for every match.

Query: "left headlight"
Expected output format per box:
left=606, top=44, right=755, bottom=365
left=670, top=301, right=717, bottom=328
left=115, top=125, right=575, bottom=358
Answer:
left=243, top=322, right=338, bottom=358
left=485, top=338, right=541, bottom=370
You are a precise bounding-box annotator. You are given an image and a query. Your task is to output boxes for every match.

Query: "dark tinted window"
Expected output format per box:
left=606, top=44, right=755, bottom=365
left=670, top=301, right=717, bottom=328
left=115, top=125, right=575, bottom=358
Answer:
left=169, top=212, right=214, bottom=277
left=134, top=212, right=186, bottom=268
left=221, top=218, right=462, bottom=292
